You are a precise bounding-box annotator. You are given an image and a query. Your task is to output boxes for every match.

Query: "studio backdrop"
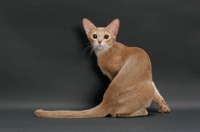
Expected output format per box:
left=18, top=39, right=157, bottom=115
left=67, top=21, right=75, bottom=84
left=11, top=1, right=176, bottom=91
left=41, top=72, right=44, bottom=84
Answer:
left=0, top=0, right=200, bottom=110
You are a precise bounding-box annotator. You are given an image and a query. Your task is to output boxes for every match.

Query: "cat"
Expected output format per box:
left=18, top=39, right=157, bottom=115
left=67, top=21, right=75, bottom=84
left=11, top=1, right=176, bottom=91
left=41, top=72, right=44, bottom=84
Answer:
left=34, top=18, right=170, bottom=118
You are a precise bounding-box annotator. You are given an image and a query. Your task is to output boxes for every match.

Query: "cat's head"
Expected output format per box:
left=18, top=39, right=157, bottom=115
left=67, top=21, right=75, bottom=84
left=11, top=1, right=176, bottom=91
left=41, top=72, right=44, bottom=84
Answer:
left=82, top=18, right=120, bottom=55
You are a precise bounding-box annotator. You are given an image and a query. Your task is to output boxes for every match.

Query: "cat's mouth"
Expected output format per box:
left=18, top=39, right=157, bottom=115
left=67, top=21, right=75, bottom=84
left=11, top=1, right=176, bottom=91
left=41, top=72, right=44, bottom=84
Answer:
left=93, top=44, right=104, bottom=49
left=93, top=43, right=110, bottom=53
left=96, top=45, right=104, bottom=49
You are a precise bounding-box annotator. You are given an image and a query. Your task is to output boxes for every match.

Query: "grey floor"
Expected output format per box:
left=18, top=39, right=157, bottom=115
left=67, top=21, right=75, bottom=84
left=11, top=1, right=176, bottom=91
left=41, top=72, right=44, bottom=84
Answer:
left=1, top=107, right=200, bottom=132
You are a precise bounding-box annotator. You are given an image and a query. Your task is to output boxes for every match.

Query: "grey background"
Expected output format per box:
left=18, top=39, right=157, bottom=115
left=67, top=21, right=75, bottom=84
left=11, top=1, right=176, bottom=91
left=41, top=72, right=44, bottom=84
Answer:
left=0, top=0, right=200, bottom=131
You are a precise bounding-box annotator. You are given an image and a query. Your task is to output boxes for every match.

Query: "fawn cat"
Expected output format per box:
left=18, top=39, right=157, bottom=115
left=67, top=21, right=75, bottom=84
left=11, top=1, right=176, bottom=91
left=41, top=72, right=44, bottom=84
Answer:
left=34, top=18, right=170, bottom=118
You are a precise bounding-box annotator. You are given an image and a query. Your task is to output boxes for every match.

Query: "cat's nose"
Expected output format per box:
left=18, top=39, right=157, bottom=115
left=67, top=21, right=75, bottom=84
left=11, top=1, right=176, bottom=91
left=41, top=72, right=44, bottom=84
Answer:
left=98, top=41, right=102, bottom=44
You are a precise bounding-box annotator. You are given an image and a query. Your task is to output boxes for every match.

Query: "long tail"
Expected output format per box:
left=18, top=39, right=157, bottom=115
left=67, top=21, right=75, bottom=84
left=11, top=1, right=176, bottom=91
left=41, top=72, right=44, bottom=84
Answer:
left=34, top=103, right=108, bottom=118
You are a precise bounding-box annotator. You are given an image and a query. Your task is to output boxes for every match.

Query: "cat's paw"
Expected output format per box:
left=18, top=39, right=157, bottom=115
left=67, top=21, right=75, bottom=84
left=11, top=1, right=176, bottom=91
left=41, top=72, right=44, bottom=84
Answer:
left=158, top=106, right=170, bottom=113
left=157, top=99, right=170, bottom=113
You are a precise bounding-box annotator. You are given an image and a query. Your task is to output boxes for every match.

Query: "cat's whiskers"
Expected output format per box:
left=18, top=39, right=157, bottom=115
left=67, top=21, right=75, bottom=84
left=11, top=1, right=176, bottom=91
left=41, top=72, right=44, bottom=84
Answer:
left=89, top=47, right=94, bottom=56
left=82, top=43, right=93, bottom=55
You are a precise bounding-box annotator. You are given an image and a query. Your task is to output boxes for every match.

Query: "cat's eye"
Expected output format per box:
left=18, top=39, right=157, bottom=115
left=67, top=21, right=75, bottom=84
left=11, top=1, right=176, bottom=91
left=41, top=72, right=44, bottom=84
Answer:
left=104, top=34, right=109, bottom=39
left=93, top=34, right=97, bottom=39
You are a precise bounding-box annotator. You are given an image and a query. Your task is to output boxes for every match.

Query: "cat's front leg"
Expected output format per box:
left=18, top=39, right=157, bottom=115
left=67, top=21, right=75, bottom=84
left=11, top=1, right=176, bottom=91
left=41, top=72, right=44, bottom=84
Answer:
left=152, top=82, right=170, bottom=113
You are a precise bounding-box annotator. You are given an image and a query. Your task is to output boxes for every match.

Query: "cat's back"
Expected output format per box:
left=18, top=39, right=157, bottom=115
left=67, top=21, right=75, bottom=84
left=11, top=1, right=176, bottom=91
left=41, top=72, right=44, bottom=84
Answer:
left=116, top=43, right=150, bottom=61
left=116, top=43, right=152, bottom=73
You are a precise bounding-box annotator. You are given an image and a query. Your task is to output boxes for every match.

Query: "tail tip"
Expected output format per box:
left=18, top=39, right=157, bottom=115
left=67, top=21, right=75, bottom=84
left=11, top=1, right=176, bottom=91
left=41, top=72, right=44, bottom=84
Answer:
left=34, top=109, right=43, bottom=118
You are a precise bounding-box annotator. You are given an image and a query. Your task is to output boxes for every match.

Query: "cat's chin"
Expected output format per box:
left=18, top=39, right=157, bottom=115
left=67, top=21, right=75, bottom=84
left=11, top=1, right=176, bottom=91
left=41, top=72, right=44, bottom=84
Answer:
left=94, top=47, right=108, bottom=55
left=94, top=45, right=105, bottom=51
left=96, top=46, right=104, bottom=50
left=93, top=42, right=110, bottom=55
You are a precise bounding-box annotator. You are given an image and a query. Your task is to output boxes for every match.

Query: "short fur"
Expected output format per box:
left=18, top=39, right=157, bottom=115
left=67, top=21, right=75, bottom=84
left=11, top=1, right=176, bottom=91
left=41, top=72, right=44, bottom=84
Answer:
left=34, top=18, right=170, bottom=118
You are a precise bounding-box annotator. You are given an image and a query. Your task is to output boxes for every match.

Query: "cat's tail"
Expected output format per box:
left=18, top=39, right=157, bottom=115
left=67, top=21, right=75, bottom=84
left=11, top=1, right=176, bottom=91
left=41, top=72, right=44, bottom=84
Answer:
left=34, top=103, right=108, bottom=118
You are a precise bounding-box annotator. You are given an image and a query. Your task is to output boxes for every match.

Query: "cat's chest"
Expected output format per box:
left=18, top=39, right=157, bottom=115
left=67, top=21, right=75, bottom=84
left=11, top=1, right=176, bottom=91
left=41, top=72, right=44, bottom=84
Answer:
left=97, top=55, right=122, bottom=78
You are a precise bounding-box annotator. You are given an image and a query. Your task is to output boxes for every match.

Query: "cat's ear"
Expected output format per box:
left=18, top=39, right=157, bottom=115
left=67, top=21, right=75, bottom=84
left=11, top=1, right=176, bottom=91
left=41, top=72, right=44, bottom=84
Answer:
left=106, top=19, right=120, bottom=36
left=82, top=18, right=96, bottom=35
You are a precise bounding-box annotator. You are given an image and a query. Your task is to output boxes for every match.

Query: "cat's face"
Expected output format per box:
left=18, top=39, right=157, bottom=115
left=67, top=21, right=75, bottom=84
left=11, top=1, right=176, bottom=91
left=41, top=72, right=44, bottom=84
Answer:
left=83, top=18, right=120, bottom=55
left=87, top=27, right=114, bottom=54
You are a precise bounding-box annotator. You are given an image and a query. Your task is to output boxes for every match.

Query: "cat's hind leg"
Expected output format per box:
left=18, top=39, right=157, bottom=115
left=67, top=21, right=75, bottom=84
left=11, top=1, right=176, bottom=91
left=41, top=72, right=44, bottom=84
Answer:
left=152, top=82, right=170, bottom=113
left=115, top=109, right=148, bottom=117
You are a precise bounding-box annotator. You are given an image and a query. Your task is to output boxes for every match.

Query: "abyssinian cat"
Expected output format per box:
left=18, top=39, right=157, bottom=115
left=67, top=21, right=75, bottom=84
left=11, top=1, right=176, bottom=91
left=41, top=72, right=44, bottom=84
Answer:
left=34, top=18, right=170, bottom=118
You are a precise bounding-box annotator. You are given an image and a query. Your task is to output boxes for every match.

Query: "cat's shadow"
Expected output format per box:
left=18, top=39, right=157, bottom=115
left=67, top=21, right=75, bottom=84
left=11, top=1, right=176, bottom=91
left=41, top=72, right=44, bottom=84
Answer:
left=74, top=26, right=110, bottom=106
